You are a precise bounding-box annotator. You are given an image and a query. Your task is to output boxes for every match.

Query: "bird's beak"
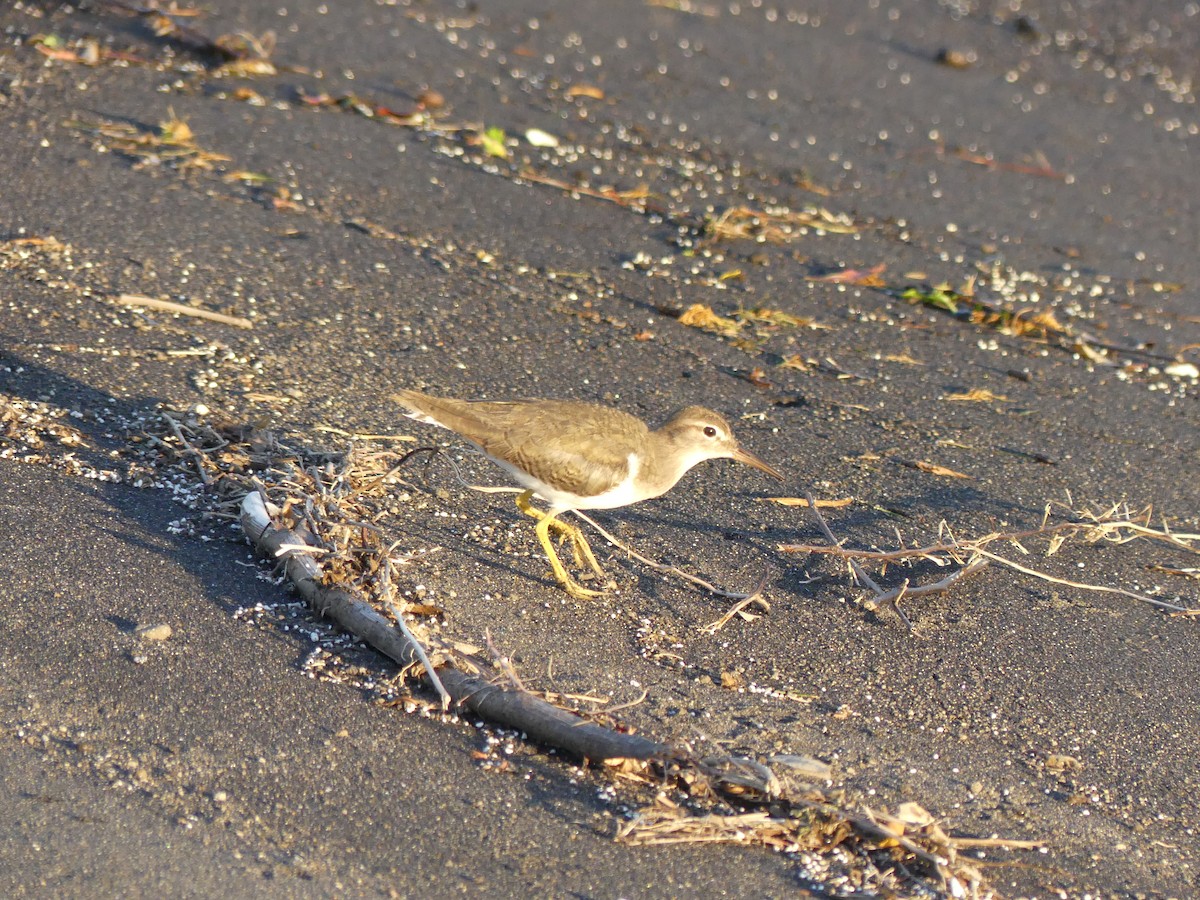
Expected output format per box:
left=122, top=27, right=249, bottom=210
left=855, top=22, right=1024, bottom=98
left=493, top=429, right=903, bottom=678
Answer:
left=732, top=446, right=784, bottom=481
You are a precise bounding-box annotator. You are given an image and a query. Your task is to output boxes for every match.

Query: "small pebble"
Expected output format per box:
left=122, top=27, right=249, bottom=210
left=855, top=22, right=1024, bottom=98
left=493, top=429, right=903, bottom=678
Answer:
left=525, top=128, right=559, bottom=148
left=136, top=623, right=173, bottom=642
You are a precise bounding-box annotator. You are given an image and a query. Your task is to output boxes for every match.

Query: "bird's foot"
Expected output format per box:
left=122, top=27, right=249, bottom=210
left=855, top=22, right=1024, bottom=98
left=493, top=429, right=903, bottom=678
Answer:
left=519, top=491, right=612, bottom=591
left=567, top=530, right=609, bottom=581
left=558, top=576, right=607, bottom=600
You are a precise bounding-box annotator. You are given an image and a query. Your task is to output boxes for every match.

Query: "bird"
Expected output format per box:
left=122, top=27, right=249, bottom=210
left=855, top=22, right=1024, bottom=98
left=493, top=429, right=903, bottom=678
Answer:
left=395, top=389, right=784, bottom=599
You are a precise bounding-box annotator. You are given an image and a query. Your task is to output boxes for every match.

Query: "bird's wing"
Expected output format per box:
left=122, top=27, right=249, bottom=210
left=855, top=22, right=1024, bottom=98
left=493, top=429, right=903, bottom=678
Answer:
left=483, top=403, right=644, bottom=498
left=396, top=394, right=646, bottom=499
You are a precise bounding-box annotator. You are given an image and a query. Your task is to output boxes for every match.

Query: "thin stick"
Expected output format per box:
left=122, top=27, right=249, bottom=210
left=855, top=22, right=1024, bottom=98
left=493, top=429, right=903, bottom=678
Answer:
left=382, top=596, right=450, bottom=709
left=601, top=689, right=649, bottom=717
left=806, top=496, right=996, bottom=629
left=871, top=558, right=991, bottom=606
left=315, top=424, right=417, bottom=442
left=274, top=542, right=330, bottom=556
left=971, top=547, right=1191, bottom=613
left=950, top=836, right=1044, bottom=851
left=572, top=510, right=764, bottom=600
left=359, top=445, right=441, bottom=491
left=791, top=499, right=1196, bottom=616
left=162, top=413, right=211, bottom=484
left=115, top=293, right=253, bottom=329
left=781, top=541, right=957, bottom=561
left=485, top=629, right=526, bottom=691
left=380, top=555, right=450, bottom=709
left=805, top=493, right=886, bottom=595
left=780, top=517, right=1200, bottom=560
left=888, top=579, right=914, bottom=631
left=702, top=579, right=771, bottom=633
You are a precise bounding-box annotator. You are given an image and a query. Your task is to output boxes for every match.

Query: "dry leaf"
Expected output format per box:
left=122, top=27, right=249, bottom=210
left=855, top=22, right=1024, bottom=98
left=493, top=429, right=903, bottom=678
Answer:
left=884, top=352, right=924, bottom=365
left=565, top=84, right=605, bottom=100
left=720, top=670, right=748, bottom=690
left=914, top=460, right=971, bottom=479
left=745, top=367, right=772, bottom=388
left=404, top=602, right=443, bottom=617
left=1046, top=754, right=1081, bottom=773
left=677, top=303, right=741, bottom=337
left=894, top=802, right=936, bottom=828
left=943, top=388, right=1007, bottom=402
left=762, top=496, right=853, bottom=508
left=809, top=263, right=886, bottom=285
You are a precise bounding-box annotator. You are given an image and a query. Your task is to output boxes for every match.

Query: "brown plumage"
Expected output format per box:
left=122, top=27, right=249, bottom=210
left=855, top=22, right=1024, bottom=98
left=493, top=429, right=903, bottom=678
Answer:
left=396, top=390, right=781, bottom=508
left=395, top=389, right=783, bottom=597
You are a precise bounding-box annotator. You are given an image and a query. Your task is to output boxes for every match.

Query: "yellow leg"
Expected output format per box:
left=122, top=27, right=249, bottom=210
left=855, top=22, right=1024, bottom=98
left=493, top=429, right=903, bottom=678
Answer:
left=514, top=491, right=611, bottom=597
left=515, top=492, right=608, bottom=579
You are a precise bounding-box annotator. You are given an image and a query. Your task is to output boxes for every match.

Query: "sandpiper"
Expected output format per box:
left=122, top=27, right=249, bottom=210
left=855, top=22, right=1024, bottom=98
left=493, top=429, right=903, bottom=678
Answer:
left=395, top=389, right=783, bottom=599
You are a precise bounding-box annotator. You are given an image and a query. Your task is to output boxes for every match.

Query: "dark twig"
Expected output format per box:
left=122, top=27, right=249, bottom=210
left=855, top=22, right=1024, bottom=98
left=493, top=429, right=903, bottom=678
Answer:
left=804, top=494, right=997, bottom=629
left=94, top=0, right=248, bottom=60
left=240, top=490, right=669, bottom=761
left=805, top=493, right=884, bottom=595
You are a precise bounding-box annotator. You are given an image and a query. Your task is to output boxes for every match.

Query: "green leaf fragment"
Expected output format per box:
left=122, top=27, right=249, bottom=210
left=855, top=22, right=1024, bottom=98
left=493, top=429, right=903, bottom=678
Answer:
left=480, top=126, right=509, bottom=159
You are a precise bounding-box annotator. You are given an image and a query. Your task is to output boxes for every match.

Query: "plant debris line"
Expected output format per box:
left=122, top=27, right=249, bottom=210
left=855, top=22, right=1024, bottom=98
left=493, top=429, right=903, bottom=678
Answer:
left=898, top=276, right=1194, bottom=371
left=66, top=111, right=232, bottom=172
left=617, top=794, right=1038, bottom=899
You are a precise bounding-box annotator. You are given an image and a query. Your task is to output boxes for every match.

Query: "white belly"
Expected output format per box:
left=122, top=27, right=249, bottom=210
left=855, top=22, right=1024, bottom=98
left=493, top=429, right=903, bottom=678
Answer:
left=491, top=452, right=646, bottom=512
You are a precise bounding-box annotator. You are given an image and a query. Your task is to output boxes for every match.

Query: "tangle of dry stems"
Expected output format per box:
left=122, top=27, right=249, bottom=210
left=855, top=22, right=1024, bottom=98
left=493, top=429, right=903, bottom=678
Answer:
left=782, top=498, right=1198, bottom=621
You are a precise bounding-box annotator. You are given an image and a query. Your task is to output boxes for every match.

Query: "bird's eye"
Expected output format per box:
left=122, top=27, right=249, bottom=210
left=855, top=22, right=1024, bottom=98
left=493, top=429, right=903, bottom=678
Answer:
left=703, top=425, right=718, bottom=438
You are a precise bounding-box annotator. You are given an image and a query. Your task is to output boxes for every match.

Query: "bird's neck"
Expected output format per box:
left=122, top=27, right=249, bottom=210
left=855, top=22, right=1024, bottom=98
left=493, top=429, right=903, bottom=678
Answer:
left=638, top=429, right=706, bottom=499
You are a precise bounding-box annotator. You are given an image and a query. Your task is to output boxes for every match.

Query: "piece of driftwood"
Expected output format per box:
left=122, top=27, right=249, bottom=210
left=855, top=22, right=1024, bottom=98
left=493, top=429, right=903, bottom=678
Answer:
left=239, top=491, right=668, bottom=762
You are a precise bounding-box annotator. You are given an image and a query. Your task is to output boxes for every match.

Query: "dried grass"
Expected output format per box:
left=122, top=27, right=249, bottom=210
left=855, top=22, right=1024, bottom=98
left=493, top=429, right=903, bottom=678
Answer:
left=782, top=497, right=1199, bottom=624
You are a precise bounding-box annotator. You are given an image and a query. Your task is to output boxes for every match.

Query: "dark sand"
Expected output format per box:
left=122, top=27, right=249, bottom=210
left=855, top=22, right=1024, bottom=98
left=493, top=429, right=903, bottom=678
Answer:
left=2, top=1, right=1198, bottom=896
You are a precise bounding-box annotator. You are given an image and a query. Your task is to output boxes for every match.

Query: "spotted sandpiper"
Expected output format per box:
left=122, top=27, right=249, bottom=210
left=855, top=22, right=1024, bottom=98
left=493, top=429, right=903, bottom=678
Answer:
left=395, top=389, right=784, bottom=599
